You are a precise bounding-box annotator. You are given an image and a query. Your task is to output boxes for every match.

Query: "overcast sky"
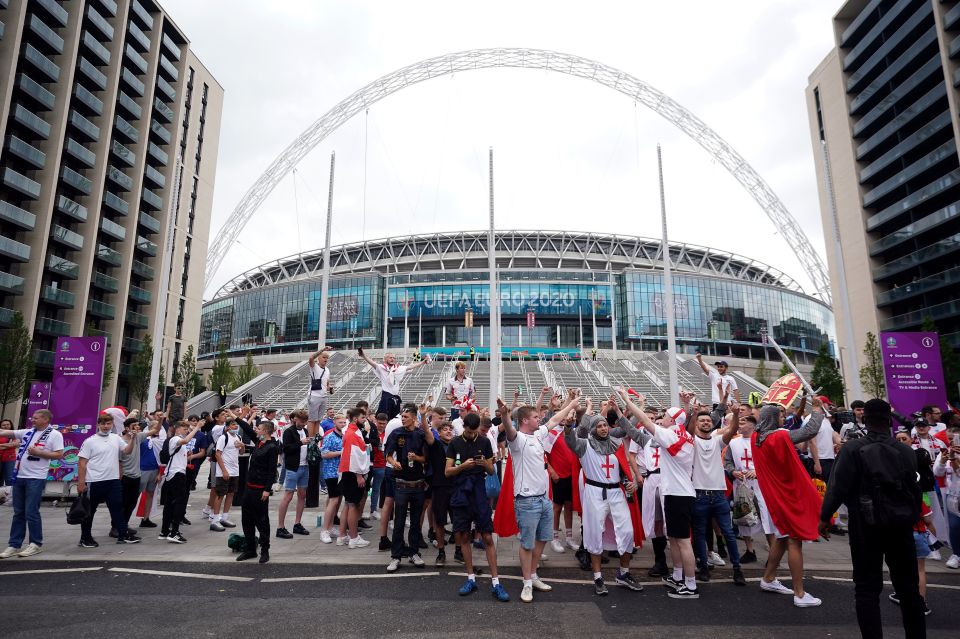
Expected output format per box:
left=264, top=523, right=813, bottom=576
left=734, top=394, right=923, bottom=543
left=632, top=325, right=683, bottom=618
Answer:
left=160, top=0, right=842, bottom=301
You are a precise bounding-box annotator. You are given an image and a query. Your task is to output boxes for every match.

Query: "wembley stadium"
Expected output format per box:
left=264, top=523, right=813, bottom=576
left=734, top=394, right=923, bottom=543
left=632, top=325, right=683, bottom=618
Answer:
left=199, top=230, right=835, bottom=365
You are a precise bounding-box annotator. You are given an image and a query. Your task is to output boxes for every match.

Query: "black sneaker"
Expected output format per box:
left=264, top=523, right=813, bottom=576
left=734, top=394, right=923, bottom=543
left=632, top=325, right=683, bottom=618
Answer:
left=108, top=528, right=119, bottom=539
left=292, top=523, right=310, bottom=536
left=740, top=550, right=757, bottom=564
left=889, top=593, right=900, bottom=605
left=668, top=585, right=700, bottom=599
left=120, top=534, right=142, bottom=544
left=454, top=547, right=465, bottom=564
left=647, top=562, right=669, bottom=577
left=358, top=519, right=371, bottom=529
left=418, top=539, right=428, bottom=549
left=594, top=578, right=609, bottom=596
left=662, top=575, right=683, bottom=591
left=733, top=568, right=746, bottom=586
left=378, top=536, right=391, bottom=551
left=139, top=518, right=158, bottom=528
left=576, top=548, right=591, bottom=571
left=615, top=572, right=644, bottom=591
left=276, top=528, right=294, bottom=539
left=435, top=549, right=446, bottom=567
left=166, top=532, right=187, bottom=544
left=78, top=538, right=99, bottom=548
left=924, top=602, right=931, bottom=616
left=236, top=550, right=257, bottom=561
left=180, top=517, right=191, bottom=526
left=697, top=566, right=711, bottom=582
left=259, top=548, right=270, bottom=564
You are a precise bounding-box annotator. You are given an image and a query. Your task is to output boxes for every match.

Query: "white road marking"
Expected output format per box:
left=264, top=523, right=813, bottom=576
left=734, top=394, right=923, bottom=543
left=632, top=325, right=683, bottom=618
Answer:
left=108, top=567, right=252, bottom=582
left=811, top=574, right=960, bottom=591
left=0, top=567, right=103, bottom=577
left=262, top=571, right=441, bottom=583
left=447, top=571, right=592, bottom=585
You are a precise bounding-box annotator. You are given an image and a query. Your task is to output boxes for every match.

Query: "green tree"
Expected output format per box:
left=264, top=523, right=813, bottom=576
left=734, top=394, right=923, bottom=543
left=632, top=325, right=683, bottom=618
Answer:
left=232, top=352, right=260, bottom=388
left=921, top=317, right=960, bottom=403
left=811, top=343, right=845, bottom=405
left=209, top=346, right=234, bottom=395
left=754, top=359, right=771, bottom=386
left=859, top=331, right=885, bottom=400
left=179, top=345, right=198, bottom=399
left=129, top=333, right=155, bottom=413
left=778, top=350, right=795, bottom=378
left=0, top=311, right=34, bottom=419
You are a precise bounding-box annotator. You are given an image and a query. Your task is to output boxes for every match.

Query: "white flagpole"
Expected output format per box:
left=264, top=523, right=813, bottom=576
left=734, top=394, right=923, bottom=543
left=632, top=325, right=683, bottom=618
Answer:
left=657, top=145, right=680, bottom=402
left=318, top=152, right=335, bottom=351
left=488, top=148, right=501, bottom=412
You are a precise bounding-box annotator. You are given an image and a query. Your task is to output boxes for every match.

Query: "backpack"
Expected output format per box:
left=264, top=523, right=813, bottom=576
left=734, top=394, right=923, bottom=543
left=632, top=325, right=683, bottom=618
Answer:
left=159, top=437, right=183, bottom=465
left=227, top=532, right=255, bottom=552
left=857, top=439, right=921, bottom=527
left=306, top=433, right=322, bottom=465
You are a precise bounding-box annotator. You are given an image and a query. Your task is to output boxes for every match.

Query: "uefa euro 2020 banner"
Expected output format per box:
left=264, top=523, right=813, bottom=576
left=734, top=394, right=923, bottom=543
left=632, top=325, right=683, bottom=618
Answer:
left=880, top=331, right=947, bottom=418
left=47, top=336, right=106, bottom=481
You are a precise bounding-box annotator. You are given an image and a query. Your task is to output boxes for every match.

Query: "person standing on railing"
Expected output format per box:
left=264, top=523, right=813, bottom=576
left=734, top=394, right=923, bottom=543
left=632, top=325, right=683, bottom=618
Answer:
left=695, top=353, right=741, bottom=407
left=445, top=362, right=475, bottom=421
left=359, top=347, right=431, bottom=420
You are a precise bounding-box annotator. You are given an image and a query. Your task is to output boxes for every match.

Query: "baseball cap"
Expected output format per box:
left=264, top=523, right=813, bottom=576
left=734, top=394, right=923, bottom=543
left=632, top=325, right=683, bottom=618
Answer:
left=816, top=395, right=834, bottom=406
left=714, top=360, right=729, bottom=367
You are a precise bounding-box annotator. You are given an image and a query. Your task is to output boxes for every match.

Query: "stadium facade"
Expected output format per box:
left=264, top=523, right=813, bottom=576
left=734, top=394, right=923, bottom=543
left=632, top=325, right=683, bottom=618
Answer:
left=200, top=231, right=835, bottom=366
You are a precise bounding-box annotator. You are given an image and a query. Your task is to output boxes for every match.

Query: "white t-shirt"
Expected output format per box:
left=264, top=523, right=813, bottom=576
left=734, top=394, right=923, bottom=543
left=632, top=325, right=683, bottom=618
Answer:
left=373, top=364, right=408, bottom=396
left=445, top=376, right=474, bottom=408
left=167, top=435, right=190, bottom=476
left=507, top=426, right=550, bottom=497
left=691, top=434, right=726, bottom=491
left=708, top=370, right=739, bottom=404
left=651, top=426, right=696, bottom=497
left=310, top=363, right=331, bottom=398
left=293, top=427, right=308, bottom=467
left=215, top=430, right=241, bottom=477
left=78, top=433, right=126, bottom=482
left=12, top=427, right=64, bottom=480
left=384, top=417, right=403, bottom=440
left=451, top=417, right=465, bottom=437
left=813, top=421, right=836, bottom=460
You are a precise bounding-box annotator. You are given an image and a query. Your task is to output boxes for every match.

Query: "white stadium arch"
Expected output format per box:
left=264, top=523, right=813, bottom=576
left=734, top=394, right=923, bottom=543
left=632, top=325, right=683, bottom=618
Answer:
left=204, top=48, right=831, bottom=304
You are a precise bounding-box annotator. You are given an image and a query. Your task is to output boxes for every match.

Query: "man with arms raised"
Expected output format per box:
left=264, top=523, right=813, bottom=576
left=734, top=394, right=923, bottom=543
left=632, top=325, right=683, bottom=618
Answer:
left=359, top=347, right=430, bottom=420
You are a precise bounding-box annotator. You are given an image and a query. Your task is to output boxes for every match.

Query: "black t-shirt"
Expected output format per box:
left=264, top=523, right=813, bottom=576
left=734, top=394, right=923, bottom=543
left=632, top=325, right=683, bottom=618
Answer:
left=447, top=433, right=493, bottom=477
left=428, top=439, right=452, bottom=487
left=385, top=427, right=427, bottom=481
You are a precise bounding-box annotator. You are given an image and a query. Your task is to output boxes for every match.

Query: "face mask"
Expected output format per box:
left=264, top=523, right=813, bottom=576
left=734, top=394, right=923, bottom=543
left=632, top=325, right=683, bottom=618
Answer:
left=97, top=429, right=110, bottom=437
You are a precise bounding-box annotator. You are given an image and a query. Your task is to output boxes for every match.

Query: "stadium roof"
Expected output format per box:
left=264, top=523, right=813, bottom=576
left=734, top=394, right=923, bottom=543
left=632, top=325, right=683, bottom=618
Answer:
left=213, top=230, right=805, bottom=300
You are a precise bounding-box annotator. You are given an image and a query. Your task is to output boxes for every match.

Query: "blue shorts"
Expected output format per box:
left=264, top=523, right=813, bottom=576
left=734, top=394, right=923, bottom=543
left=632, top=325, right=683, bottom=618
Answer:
left=913, top=531, right=932, bottom=559
left=514, top=494, right=553, bottom=550
left=283, top=465, right=309, bottom=491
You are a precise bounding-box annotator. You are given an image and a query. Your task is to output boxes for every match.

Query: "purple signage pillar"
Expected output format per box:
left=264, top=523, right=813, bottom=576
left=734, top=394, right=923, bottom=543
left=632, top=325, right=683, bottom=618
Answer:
left=880, top=331, right=947, bottom=418
left=48, top=336, right=106, bottom=481
left=25, top=381, right=51, bottom=427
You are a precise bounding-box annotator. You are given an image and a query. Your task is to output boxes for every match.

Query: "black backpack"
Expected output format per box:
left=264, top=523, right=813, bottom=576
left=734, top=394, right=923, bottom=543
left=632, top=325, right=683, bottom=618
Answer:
left=159, top=436, right=183, bottom=465
left=857, top=439, right=921, bottom=527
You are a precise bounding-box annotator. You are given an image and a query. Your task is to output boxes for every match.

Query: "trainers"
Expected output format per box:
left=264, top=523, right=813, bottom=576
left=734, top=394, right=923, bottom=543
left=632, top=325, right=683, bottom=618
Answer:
left=210, top=521, right=225, bottom=532
left=521, top=584, right=534, bottom=603
left=760, top=578, right=794, bottom=595
left=647, top=562, right=668, bottom=578
left=370, top=511, right=381, bottom=520
left=459, top=578, right=478, bottom=596
left=532, top=577, right=552, bottom=592
left=276, top=527, right=294, bottom=539
left=319, top=485, right=328, bottom=495
left=109, top=528, right=119, bottom=539
left=0, top=546, right=21, bottom=559
left=566, top=536, right=579, bottom=550
left=78, top=538, right=99, bottom=548
left=236, top=550, right=258, bottom=562
left=348, top=536, right=371, bottom=549
left=387, top=558, right=400, bottom=573
left=707, top=551, right=725, bottom=567
left=594, top=578, right=609, bottom=596
left=201, top=506, right=212, bottom=518
left=616, top=572, right=643, bottom=591
left=158, top=532, right=169, bottom=540
left=435, top=550, right=446, bottom=567
left=292, top=523, right=310, bottom=535
left=946, top=555, right=960, bottom=569
left=410, top=553, right=425, bottom=567
left=662, top=575, right=683, bottom=591
left=358, top=519, right=372, bottom=529
left=167, top=532, right=187, bottom=544
left=889, top=592, right=900, bottom=605
left=924, top=602, right=931, bottom=616
left=17, top=543, right=41, bottom=557
left=320, top=530, right=333, bottom=544
left=741, top=549, right=757, bottom=564
left=551, top=537, right=565, bottom=553
left=927, top=549, right=943, bottom=561
left=335, top=536, right=345, bottom=546
left=697, top=566, right=711, bottom=582
left=378, top=535, right=391, bottom=551
left=139, top=518, right=157, bottom=528
left=120, top=534, right=142, bottom=544
left=794, top=592, right=822, bottom=607
left=733, top=568, right=747, bottom=586
left=220, top=518, right=236, bottom=528
left=454, top=547, right=465, bottom=564
left=491, top=583, right=510, bottom=602
left=668, top=585, right=700, bottom=599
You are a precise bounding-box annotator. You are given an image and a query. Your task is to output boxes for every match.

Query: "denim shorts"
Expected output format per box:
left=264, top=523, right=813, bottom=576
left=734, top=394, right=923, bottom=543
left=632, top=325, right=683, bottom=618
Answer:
left=913, top=531, right=932, bottom=559
left=514, top=494, right=552, bottom=550
left=283, top=465, right=309, bottom=491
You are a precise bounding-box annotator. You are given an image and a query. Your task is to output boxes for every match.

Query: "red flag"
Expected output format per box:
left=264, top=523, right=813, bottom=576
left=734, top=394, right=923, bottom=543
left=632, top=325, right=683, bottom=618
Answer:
left=752, top=430, right=821, bottom=540
left=762, top=374, right=804, bottom=408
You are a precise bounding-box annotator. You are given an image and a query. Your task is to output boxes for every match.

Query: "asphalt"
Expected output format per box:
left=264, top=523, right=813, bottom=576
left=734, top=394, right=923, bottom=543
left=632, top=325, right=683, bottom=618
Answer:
left=1, top=560, right=958, bottom=638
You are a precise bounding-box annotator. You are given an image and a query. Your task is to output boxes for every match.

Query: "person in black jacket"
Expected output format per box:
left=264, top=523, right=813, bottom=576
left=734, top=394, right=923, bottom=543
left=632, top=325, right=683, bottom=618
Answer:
left=236, top=420, right=281, bottom=563
left=819, top=399, right=925, bottom=639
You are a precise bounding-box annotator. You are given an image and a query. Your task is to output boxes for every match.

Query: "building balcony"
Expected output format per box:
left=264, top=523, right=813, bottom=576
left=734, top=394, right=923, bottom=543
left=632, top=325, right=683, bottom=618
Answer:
left=0, top=199, right=37, bottom=230
left=0, top=307, right=16, bottom=327
left=131, top=259, right=154, bottom=280
left=23, top=43, right=60, bottom=82
left=162, top=33, right=182, bottom=60
left=92, top=271, right=119, bottom=293
left=124, top=43, right=148, bottom=74
left=129, top=285, right=151, bottom=304
left=156, top=76, right=177, bottom=103
left=141, top=188, right=163, bottom=210
left=77, top=57, right=107, bottom=90
left=153, top=97, right=174, bottom=122
left=127, top=20, right=149, bottom=51
left=102, top=191, right=129, bottom=216
left=60, top=166, right=92, bottom=195
left=46, top=254, right=79, bottom=280
left=99, top=216, right=126, bottom=241
left=117, top=91, right=142, bottom=120
left=69, top=110, right=100, bottom=141
left=0, top=271, right=25, bottom=295
left=28, top=15, right=64, bottom=54
left=126, top=309, right=149, bottom=328
left=111, top=140, right=136, bottom=167
left=122, top=336, right=143, bottom=353
left=50, top=224, right=84, bottom=251
left=150, top=121, right=171, bottom=145
left=87, top=327, right=112, bottom=347
left=36, top=0, right=69, bottom=27
left=95, top=244, right=121, bottom=267
left=73, top=82, right=104, bottom=115
left=131, top=0, right=154, bottom=29
left=5, top=135, right=46, bottom=169
left=121, top=68, right=145, bottom=97
left=144, top=164, right=165, bottom=188
left=135, top=236, right=157, bottom=256
left=17, top=73, right=55, bottom=110
left=40, top=285, right=74, bottom=308
left=0, top=235, right=32, bottom=262
left=85, top=3, right=114, bottom=39
left=87, top=299, right=116, bottom=319
left=35, top=316, right=71, bottom=336
left=64, top=137, right=96, bottom=168
left=3, top=167, right=41, bottom=199
left=107, top=164, right=133, bottom=191
left=114, top=115, right=139, bottom=143
left=12, top=104, right=51, bottom=139
left=33, top=349, right=55, bottom=367
left=159, top=55, right=178, bottom=81
left=138, top=211, right=160, bottom=234
left=56, top=195, right=88, bottom=222
left=93, top=0, right=118, bottom=17
left=147, top=141, right=168, bottom=165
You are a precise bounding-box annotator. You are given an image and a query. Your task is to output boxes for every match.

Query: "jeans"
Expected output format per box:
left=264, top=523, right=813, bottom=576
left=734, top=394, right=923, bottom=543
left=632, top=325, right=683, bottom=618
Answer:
left=947, top=507, right=960, bottom=556
left=692, top=490, right=741, bottom=569
left=369, top=467, right=386, bottom=513
left=391, top=486, right=425, bottom=559
left=8, top=478, right=46, bottom=547
left=848, top=516, right=925, bottom=639
left=0, top=460, right=14, bottom=486
left=81, top=479, right=127, bottom=541
left=121, top=475, right=141, bottom=526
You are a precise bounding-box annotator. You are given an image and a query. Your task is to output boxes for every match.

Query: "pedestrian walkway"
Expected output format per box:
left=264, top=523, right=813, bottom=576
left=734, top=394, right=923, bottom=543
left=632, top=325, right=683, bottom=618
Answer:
left=1, top=492, right=956, bottom=575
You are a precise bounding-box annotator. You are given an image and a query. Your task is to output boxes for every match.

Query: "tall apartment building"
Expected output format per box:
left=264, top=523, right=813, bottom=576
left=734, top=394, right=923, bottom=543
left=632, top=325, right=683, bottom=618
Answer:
left=806, top=0, right=960, bottom=389
left=0, top=0, right=221, bottom=408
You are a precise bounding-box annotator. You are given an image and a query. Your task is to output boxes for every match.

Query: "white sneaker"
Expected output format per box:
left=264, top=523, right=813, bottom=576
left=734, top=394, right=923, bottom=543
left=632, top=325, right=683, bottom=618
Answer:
left=220, top=518, right=236, bottom=528
left=708, top=551, right=726, bottom=566
left=0, top=546, right=20, bottom=559
left=926, top=549, right=942, bottom=561
left=335, top=535, right=345, bottom=546
left=409, top=553, right=425, bottom=567
left=201, top=506, right=212, bottom=517
left=794, top=592, right=822, bottom=608
left=370, top=511, right=381, bottom=521
left=550, top=538, right=565, bottom=553
left=387, top=558, right=400, bottom=572
left=348, top=537, right=371, bottom=549
left=945, top=554, right=960, bottom=569
left=520, top=584, right=534, bottom=603
left=532, top=577, right=552, bottom=592
left=18, top=543, right=42, bottom=558
left=320, top=530, right=333, bottom=544
left=566, top=536, right=578, bottom=550
left=760, top=579, right=794, bottom=595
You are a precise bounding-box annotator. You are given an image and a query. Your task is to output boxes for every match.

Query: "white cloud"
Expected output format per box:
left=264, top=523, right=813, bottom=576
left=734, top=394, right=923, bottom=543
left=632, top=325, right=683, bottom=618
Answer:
left=159, top=0, right=841, bottom=301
